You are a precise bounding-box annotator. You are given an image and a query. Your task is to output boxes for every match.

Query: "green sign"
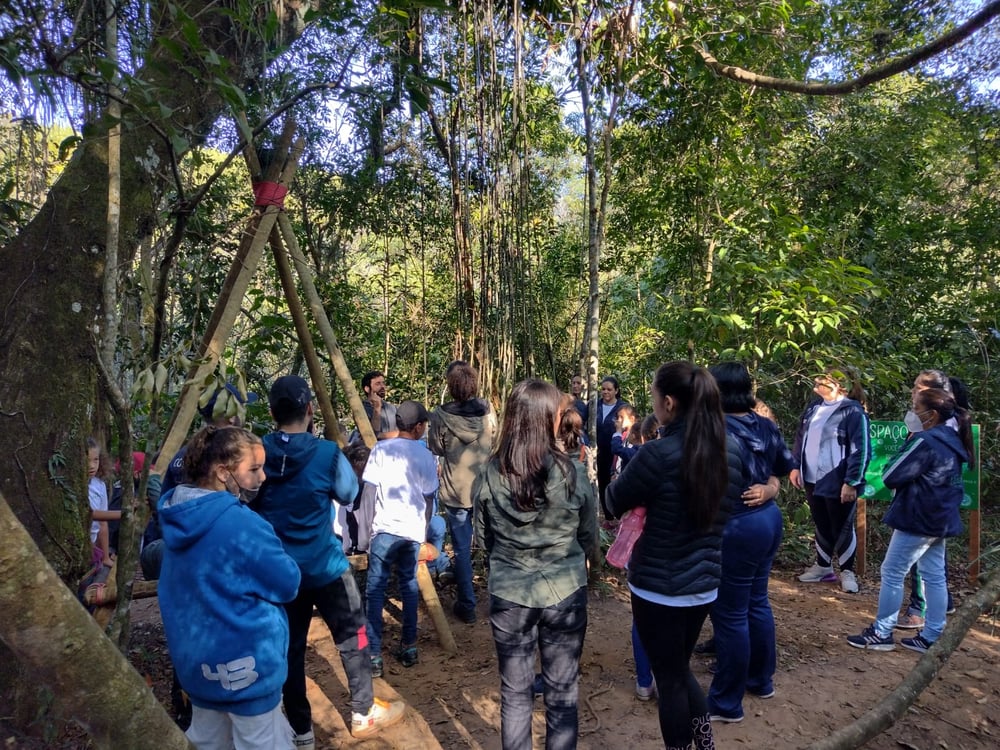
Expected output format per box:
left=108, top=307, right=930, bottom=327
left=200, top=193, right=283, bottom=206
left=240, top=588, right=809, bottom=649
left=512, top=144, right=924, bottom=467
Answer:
left=863, top=422, right=980, bottom=510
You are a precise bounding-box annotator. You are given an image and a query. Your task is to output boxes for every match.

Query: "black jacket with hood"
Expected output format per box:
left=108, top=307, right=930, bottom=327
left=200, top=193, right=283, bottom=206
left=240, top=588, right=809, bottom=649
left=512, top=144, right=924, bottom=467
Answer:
left=607, top=419, right=743, bottom=597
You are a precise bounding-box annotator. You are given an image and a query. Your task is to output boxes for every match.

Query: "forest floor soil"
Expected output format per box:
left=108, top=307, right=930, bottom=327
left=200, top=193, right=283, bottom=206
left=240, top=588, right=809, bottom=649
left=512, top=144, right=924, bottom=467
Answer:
left=8, top=564, right=1000, bottom=749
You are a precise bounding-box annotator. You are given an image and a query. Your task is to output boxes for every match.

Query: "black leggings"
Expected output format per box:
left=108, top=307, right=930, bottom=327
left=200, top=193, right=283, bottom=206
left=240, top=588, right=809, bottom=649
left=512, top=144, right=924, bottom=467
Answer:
left=632, top=594, right=712, bottom=749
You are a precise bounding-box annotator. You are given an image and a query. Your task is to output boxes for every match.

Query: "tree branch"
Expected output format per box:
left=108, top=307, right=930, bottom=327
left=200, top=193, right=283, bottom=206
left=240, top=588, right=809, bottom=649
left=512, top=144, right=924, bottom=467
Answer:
left=695, top=0, right=1000, bottom=95
left=806, top=566, right=1000, bottom=750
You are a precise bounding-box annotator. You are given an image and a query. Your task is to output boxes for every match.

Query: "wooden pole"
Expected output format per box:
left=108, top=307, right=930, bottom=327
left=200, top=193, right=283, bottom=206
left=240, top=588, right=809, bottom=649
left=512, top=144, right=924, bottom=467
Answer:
left=275, top=211, right=377, bottom=447
left=154, top=119, right=300, bottom=472
left=237, top=116, right=345, bottom=443
left=856, top=496, right=867, bottom=577
left=415, top=563, right=457, bottom=654
left=268, top=223, right=345, bottom=445
left=416, top=544, right=457, bottom=654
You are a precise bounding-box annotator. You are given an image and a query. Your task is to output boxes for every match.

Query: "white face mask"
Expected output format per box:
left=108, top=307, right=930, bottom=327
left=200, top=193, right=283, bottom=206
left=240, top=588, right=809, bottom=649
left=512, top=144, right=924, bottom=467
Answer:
left=903, top=409, right=929, bottom=433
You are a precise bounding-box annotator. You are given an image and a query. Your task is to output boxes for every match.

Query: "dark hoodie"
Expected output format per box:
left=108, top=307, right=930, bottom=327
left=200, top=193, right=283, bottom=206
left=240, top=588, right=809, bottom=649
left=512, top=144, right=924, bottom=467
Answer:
left=428, top=398, right=497, bottom=509
left=724, top=412, right=793, bottom=518
left=883, top=424, right=969, bottom=538
left=158, top=485, right=300, bottom=717
left=256, top=432, right=359, bottom=589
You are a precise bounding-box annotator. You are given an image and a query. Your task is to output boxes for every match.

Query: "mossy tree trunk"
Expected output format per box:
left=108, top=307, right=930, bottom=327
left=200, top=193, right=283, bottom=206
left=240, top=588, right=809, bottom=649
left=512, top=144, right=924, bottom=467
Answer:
left=0, top=493, right=193, bottom=748
left=0, top=0, right=309, bottom=735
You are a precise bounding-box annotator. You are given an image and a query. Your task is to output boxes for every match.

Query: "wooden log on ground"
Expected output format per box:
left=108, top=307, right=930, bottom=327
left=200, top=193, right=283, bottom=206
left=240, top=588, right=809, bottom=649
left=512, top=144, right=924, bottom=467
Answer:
left=131, top=579, right=158, bottom=600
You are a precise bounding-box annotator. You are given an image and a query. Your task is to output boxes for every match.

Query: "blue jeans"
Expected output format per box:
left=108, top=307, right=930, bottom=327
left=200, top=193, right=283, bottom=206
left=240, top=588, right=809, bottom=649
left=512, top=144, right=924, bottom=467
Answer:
left=426, top=514, right=449, bottom=575
left=445, top=506, right=476, bottom=616
left=365, top=532, right=420, bottom=657
left=490, top=588, right=588, bottom=750
left=874, top=530, right=948, bottom=641
left=633, top=621, right=653, bottom=689
left=708, top=503, right=783, bottom=719
left=906, top=559, right=954, bottom=616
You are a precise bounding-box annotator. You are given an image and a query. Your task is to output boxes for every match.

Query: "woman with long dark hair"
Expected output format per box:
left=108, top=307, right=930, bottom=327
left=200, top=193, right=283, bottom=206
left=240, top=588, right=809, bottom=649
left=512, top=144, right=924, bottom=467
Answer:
left=607, top=362, right=743, bottom=750
left=475, top=379, right=597, bottom=750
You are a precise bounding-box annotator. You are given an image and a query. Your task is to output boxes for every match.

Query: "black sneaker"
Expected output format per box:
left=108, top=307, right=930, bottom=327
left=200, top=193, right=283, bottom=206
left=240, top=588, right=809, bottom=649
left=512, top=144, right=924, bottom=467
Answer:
left=370, top=655, right=384, bottom=678
left=393, top=644, right=419, bottom=668
left=453, top=601, right=477, bottom=624
left=900, top=634, right=933, bottom=654
left=847, top=625, right=895, bottom=651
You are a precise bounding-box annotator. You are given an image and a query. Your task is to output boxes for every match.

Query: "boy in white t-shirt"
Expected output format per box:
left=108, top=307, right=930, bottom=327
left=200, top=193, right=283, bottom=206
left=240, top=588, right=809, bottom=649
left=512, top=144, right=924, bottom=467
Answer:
left=363, top=401, right=439, bottom=675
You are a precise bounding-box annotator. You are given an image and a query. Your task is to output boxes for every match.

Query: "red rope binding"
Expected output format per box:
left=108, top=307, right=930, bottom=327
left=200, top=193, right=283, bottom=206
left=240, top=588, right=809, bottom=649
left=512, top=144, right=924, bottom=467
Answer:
left=253, top=181, right=288, bottom=208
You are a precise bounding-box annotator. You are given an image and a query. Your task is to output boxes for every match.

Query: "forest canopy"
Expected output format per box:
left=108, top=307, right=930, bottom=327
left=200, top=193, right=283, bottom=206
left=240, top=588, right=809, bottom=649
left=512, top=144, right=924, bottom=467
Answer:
left=0, top=0, right=997, bottom=535
left=1, top=0, right=999, bottom=741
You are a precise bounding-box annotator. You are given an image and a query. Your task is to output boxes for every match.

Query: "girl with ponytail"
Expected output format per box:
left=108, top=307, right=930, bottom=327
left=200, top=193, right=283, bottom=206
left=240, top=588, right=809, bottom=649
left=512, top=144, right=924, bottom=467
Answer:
left=607, top=362, right=744, bottom=750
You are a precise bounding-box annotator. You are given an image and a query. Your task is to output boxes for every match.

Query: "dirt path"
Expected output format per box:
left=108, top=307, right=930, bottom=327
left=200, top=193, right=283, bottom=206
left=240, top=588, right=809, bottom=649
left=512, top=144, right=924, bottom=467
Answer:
left=282, top=567, right=1000, bottom=748
left=33, top=566, right=1000, bottom=749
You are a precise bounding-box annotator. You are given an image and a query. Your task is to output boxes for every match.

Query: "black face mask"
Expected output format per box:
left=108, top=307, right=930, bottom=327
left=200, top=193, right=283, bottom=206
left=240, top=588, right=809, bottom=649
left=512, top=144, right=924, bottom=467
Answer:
left=227, top=471, right=260, bottom=504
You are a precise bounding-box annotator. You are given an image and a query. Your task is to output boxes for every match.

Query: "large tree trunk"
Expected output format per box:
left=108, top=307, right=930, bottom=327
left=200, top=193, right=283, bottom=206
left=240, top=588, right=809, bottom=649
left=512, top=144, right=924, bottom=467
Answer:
left=0, top=493, right=192, bottom=748
left=0, top=0, right=308, bottom=732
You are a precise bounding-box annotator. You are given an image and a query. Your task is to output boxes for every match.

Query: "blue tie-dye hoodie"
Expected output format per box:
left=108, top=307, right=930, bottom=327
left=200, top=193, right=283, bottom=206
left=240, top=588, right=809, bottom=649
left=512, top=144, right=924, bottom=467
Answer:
left=158, top=485, right=301, bottom=717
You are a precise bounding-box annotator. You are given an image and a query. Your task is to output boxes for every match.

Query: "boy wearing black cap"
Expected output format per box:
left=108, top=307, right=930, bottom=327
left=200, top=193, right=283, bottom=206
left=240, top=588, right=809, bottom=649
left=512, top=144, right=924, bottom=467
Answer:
left=255, top=375, right=405, bottom=746
left=363, top=400, right=440, bottom=675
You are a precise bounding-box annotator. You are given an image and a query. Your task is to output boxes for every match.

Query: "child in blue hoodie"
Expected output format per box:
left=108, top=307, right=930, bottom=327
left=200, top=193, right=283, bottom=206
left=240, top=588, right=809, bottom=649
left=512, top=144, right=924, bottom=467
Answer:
left=157, top=425, right=301, bottom=750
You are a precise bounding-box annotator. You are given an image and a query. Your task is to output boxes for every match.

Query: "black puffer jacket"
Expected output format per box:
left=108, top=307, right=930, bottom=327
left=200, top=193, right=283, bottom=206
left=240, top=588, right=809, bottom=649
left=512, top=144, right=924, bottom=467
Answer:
left=607, top=419, right=743, bottom=597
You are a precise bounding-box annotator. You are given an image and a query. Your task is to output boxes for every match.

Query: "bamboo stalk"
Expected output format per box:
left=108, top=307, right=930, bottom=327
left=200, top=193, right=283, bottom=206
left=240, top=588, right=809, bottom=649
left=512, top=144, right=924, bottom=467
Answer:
left=155, top=120, right=300, bottom=471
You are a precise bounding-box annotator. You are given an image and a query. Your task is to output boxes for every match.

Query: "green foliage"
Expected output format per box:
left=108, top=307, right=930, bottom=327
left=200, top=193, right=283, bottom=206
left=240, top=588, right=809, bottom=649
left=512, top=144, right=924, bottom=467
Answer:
left=2, top=0, right=998, bottom=506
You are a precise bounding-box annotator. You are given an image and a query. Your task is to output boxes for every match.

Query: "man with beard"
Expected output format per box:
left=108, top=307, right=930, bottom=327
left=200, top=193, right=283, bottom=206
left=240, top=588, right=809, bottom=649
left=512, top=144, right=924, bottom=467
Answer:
left=358, top=371, right=398, bottom=441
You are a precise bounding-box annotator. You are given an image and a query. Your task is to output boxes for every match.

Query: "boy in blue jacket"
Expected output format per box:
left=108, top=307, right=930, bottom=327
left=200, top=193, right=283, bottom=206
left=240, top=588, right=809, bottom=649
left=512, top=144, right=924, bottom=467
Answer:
left=255, top=375, right=405, bottom=746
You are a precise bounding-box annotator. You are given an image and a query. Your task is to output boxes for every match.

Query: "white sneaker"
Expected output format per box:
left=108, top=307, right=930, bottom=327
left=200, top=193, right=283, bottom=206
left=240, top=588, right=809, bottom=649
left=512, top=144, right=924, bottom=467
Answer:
left=635, top=680, right=657, bottom=701
left=351, top=697, right=406, bottom=739
left=798, top=563, right=837, bottom=582
left=292, top=729, right=314, bottom=749
left=840, top=570, right=859, bottom=593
